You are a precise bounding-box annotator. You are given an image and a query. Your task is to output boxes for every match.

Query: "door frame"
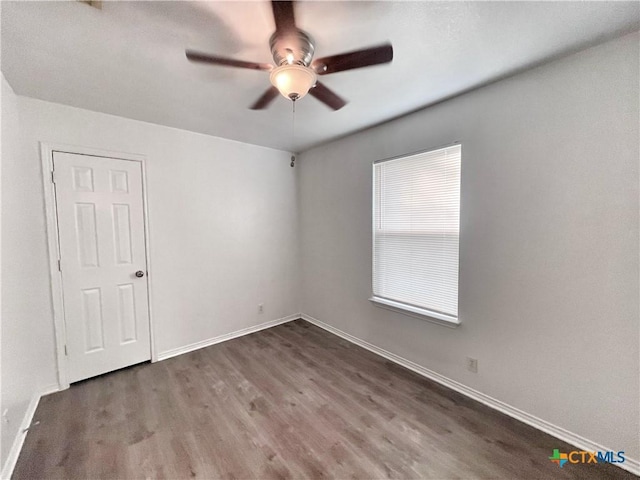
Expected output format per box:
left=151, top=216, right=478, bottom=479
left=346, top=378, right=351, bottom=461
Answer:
left=41, top=142, right=157, bottom=390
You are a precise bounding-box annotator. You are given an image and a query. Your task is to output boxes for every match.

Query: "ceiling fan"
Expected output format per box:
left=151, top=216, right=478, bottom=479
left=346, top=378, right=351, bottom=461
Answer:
left=185, top=0, right=393, bottom=111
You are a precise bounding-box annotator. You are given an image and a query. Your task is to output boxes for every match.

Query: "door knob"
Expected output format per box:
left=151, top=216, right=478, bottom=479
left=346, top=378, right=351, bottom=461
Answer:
left=135, top=270, right=145, bottom=278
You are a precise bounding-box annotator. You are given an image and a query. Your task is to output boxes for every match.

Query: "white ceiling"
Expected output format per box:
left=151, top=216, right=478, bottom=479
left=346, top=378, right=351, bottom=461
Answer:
left=2, top=1, right=639, bottom=151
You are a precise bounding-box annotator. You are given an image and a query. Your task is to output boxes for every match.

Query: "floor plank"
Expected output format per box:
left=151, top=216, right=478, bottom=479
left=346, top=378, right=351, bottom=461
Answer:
left=13, top=320, right=636, bottom=479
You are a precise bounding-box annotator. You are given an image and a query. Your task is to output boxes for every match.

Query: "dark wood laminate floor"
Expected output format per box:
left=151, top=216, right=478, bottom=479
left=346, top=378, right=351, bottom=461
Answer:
left=14, top=320, right=635, bottom=479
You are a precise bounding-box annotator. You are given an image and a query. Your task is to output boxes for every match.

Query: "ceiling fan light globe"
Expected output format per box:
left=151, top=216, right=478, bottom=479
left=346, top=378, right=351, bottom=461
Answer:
left=270, top=64, right=317, bottom=101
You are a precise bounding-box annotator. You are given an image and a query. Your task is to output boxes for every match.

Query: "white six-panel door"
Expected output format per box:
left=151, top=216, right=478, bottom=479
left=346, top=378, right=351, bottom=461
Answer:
left=54, top=152, right=151, bottom=383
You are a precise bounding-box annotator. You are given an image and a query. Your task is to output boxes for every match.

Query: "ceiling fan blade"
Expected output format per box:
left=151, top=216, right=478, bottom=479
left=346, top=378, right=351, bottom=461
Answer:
left=249, top=87, right=280, bottom=110
left=312, top=43, right=393, bottom=75
left=271, top=0, right=296, bottom=33
left=308, top=81, right=347, bottom=110
left=186, top=50, right=272, bottom=71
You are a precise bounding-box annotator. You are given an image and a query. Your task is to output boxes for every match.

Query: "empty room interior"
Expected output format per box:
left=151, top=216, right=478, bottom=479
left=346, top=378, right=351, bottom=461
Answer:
left=1, top=1, right=639, bottom=479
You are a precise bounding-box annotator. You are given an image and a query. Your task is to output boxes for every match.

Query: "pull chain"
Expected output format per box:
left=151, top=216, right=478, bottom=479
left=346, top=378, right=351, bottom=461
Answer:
left=290, top=100, right=296, bottom=168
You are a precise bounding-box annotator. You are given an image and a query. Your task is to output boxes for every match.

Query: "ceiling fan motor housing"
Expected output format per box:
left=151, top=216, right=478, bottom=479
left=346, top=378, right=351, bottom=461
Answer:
left=269, top=29, right=315, bottom=66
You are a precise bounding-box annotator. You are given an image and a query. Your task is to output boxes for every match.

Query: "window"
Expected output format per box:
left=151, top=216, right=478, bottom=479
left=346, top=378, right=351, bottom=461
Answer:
left=372, top=144, right=461, bottom=325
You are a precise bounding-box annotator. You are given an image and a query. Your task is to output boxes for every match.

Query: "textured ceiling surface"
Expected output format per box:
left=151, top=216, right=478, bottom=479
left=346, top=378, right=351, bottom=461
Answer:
left=2, top=1, right=639, bottom=151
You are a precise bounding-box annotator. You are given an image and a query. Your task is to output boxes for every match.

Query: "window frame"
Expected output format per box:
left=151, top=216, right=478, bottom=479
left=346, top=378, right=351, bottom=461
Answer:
left=370, top=143, right=462, bottom=327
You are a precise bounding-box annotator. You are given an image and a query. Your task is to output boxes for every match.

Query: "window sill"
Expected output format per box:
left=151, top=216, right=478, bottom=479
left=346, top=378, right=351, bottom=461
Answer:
left=369, top=296, right=460, bottom=328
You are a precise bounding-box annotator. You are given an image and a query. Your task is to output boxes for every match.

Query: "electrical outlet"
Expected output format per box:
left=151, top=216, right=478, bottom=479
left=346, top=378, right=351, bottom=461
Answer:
left=466, top=357, right=478, bottom=373
left=258, top=304, right=264, bottom=314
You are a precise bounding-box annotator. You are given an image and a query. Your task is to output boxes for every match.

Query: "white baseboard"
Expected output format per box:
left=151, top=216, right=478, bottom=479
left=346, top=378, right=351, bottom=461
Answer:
left=300, top=313, right=640, bottom=477
left=157, top=313, right=301, bottom=361
left=1, top=384, right=60, bottom=480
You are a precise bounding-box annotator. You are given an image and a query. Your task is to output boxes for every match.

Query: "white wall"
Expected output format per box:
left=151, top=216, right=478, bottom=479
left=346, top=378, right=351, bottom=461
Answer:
left=298, top=32, right=640, bottom=461
left=1, top=90, right=299, bottom=469
left=1, top=73, right=57, bottom=470
left=20, top=97, right=299, bottom=356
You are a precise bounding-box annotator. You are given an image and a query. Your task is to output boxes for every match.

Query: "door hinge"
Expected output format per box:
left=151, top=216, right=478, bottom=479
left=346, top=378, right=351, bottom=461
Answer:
left=51, top=171, right=55, bottom=183
left=57, top=259, right=61, bottom=271
left=64, top=345, right=68, bottom=356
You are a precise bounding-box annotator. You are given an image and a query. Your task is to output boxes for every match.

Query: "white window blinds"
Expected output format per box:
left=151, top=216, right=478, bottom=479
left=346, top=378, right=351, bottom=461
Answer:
left=373, top=144, right=461, bottom=321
